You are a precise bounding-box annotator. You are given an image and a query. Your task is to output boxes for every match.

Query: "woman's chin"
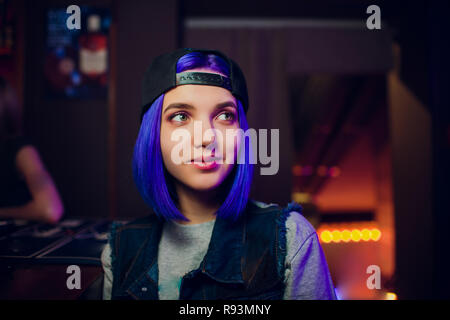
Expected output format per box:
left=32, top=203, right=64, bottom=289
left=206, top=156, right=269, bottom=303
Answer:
left=180, top=175, right=225, bottom=192
left=167, top=164, right=234, bottom=193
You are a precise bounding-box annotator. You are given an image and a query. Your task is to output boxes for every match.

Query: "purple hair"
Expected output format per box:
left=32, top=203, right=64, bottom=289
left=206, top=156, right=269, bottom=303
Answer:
left=132, top=52, right=253, bottom=222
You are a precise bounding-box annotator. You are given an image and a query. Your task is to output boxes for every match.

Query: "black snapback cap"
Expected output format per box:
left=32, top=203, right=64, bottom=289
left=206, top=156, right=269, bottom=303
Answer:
left=141, top=48, right=249, bottom=121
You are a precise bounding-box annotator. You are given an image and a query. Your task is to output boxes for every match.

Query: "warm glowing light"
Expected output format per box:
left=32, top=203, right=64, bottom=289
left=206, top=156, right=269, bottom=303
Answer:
left=320, top=230, right=332, bottom=243
left=331, top=230, right=341, bottom=243
left=292, top=192, right=311, bottom=204
left=385, top=292, right=397, bottom=300
left=317, top=165, right=328, bottom=177
left=341, top=229, right=351, bottom=242
left=361, top=229, right=371, bottom=241
left=292, top=165, right=302, bottom=176
left=328, top=166, right=341, bottom=178
left=351, top=229, right=361, bottom=242
left=370, top=228, right=381, bottom=241
left=318, top=227, right=382, bottom=244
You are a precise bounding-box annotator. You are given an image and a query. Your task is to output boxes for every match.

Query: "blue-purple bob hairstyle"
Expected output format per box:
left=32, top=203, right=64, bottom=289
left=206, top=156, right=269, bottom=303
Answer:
left=132, top=52, right=253, bottom=222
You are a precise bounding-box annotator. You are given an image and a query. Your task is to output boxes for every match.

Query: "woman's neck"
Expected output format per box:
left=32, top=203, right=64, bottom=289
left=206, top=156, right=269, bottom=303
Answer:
left=174, top=182, right=222, bottom=225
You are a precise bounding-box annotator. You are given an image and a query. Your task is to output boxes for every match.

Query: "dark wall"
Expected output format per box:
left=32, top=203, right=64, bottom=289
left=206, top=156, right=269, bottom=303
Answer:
left=429, top=1, right=450, bottom=300
left=114, top=0, right=179, bottom=219
left=388, top=1, right=449, bottom=300
left=389, top=74, right=433, bottom=299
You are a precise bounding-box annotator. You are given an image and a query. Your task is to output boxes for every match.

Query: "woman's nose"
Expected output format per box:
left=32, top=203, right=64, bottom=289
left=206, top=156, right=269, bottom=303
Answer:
left=193, top=119, right=216, bottom=148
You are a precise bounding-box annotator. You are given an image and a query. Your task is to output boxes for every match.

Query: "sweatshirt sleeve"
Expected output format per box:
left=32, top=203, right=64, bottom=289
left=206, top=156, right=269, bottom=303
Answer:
left=100, top=243, right=113, bottom=300
left=283, top=211, right=337, bottom=300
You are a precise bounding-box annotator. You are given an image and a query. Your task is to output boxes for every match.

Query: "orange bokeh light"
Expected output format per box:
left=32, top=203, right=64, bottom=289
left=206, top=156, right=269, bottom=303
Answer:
left=351, top=229, right=361, bottom=242
left=331, top=230, right=341, bottom=243
left=318, top=227, right=382, bottom=244
left=320, top=230, right=332, bottom=243
left=361, top=229, right=371, bottom=241
left=341, top=229, right=351, bottom=242
left=370, top=228, right=381, bottom=241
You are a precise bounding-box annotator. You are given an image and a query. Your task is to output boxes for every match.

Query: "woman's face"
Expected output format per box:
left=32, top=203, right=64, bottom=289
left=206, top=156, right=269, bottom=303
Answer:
left=160, top=69, right=241, bottom=192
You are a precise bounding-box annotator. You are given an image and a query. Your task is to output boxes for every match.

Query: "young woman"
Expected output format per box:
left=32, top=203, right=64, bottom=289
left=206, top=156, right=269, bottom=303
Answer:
left=101, top=48, right=336, bottom=300
left=0, top=76, right=64, bottom=224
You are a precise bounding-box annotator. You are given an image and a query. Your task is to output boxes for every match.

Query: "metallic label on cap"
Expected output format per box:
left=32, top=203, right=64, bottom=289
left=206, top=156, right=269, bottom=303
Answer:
left=176, top=72, right=232, bottom=90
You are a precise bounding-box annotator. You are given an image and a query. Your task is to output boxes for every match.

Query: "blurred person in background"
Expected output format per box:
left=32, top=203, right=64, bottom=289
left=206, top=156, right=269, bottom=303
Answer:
left=0, top=76, right=64, bottom=224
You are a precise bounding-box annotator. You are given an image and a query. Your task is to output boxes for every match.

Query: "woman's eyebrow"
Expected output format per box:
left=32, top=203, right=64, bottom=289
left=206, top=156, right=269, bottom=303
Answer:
left=163, top=101, right=237, bottom=114
left=163, top=103, right=194, bottom=114
left=215, top=101, right=237, bottom=111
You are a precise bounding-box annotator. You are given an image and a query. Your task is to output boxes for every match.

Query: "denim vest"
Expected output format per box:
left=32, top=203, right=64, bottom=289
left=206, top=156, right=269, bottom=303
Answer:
left=108, top=200, right=302, bottom=300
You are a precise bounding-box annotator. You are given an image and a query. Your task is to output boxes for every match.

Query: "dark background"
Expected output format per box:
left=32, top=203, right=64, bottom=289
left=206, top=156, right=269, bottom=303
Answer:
left=1, top=0, right=448, bottom=299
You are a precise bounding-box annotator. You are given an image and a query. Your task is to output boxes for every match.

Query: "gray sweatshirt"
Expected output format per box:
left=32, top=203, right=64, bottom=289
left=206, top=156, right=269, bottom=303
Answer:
left=101, top=201, right=337, bottom=300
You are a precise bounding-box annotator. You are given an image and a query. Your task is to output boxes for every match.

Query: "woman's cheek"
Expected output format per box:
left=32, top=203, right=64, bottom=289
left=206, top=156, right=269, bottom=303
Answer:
left=226, top=129, right=241, bottom=164
left=160, top=129, right=177, bottom=168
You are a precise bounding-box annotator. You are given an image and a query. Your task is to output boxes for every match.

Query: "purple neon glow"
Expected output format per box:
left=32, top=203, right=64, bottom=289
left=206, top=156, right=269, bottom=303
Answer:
left=132, top=52, right=253, bottom=222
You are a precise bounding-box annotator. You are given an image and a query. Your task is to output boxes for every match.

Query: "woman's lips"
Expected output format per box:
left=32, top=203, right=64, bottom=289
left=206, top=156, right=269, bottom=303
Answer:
left=190, top=160, right=218, bottom=170
left=186, top=157, right=221, bottom=170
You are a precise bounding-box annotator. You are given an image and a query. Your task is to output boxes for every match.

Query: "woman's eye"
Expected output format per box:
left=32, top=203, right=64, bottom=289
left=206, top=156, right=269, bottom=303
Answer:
left=170, top=113, right=189, bottom=122
left=217, top=112, right=236, bottom=122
